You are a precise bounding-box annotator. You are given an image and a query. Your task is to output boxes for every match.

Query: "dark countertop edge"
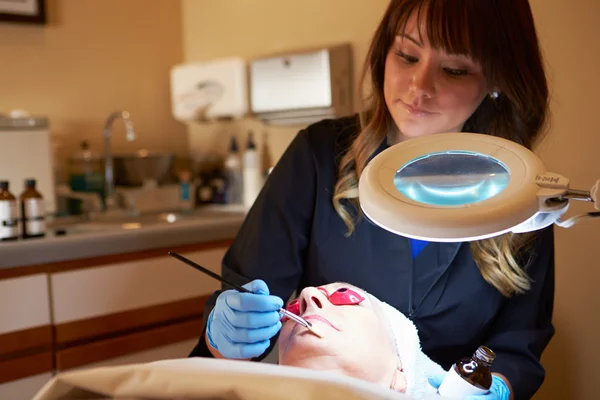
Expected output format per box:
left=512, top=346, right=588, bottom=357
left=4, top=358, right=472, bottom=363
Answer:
left=0, top=217, right=244, bottom=270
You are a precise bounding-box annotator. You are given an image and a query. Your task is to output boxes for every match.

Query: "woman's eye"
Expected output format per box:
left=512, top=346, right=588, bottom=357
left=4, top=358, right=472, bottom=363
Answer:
left=444, top=67, right=468, bottom=77
left=396, top=51, right=418, bottom=64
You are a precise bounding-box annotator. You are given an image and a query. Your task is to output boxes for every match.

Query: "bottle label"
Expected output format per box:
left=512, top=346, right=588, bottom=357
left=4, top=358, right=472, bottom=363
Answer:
left=23, top=199, right=46, bottom=235
left=25, top=219, right=46, bottom=235
left=437, top=365, right=489, bottom=398
left=0, top=200, right=19, bottom=239
left=180, top=183, right=190, bottom=201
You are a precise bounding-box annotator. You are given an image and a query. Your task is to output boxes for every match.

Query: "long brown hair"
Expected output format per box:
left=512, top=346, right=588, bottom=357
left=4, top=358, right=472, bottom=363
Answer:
left=333, top=0, right=549, bottom=297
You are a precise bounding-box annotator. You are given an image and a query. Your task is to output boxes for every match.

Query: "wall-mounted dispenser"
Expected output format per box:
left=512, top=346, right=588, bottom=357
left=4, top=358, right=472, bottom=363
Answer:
left=170, top=57, right=248, bottom=122
left=249, top=43, right=353, bottom=126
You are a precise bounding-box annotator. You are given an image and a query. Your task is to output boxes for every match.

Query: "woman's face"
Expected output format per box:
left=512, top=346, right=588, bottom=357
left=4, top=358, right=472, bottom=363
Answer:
left=384, top=13, right=489, bottom=140
left=278, top=283, right=403, bottom=390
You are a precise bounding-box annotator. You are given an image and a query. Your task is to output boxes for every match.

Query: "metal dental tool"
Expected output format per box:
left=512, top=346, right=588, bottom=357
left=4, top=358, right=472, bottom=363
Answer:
left=168, top=252, right=322, bottom=338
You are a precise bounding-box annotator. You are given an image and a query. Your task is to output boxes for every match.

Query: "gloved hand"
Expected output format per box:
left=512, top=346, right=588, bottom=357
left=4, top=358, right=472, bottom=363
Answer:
left=428, top=373, right=510, bottom=400
left=206, top=279, right=283, bottom=359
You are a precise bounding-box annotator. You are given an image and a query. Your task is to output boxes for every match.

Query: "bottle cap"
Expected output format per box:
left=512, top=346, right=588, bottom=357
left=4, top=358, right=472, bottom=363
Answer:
left=25, top=178, right=36, bottom=187
left=247, top=131, right=256, bottom=150
left=179, top=170, right=191, bottom=182
left=0, top=181, right=8, bottom=190
left=474, top=345, right=496, bottom=365
left=230, top=136, right=239, bottom=152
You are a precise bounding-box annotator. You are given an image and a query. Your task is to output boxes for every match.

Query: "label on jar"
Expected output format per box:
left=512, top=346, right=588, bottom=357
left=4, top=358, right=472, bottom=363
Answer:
left=0, top=200, right=19, bottom=239
left=437, top=365, right=489, bottom=398
left=23, top=198, right=46, bottom=235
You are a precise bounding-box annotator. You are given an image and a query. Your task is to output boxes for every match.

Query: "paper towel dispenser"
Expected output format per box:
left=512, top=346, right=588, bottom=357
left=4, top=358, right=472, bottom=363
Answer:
left=249, top=44, right=353, bottom=126
left=170, top=57, right=248, bottom=122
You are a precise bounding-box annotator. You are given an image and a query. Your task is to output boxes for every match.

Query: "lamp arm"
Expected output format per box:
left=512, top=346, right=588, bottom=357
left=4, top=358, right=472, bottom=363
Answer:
left=554, top=179, right=600, bottom=228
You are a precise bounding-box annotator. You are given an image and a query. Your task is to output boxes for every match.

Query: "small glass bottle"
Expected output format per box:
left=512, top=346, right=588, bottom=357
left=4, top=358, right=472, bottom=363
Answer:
left=0, top=181, right=20, bottom=241
left=20, top=179, right=46, bottom=239
left=438, top=345, right=495, bottom=398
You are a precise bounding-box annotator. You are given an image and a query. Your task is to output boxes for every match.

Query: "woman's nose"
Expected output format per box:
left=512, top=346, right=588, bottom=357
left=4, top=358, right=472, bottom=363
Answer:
left=410, top=64, right=435, bottom=98
left=298, top=287, right=328, bottom=314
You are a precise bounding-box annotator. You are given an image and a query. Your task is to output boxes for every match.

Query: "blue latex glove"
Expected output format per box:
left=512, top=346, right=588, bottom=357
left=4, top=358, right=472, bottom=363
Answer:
left=428, top=372, right=510, bottom=400
left=206, top=279, right=283, bottom=359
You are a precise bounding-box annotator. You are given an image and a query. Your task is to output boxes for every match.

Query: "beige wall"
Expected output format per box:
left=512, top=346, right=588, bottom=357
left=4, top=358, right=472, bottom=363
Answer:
left=181, top=0, right=390, bottom=160
left=530, top=1, right=600, bottom=399
left=0, top=0, right=187, bottom=169
left=183, top=1, right=600, bottom=399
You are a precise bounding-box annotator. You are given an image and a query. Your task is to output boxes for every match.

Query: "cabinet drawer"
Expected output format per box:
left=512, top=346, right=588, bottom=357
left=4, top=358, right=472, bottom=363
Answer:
left=0, top=372, right=53, bottom=399
left=0, top=274, right=53, bottom=364
left=50, top=247, right=226, bottom=325
left=0, top=274, right=51, bottom=335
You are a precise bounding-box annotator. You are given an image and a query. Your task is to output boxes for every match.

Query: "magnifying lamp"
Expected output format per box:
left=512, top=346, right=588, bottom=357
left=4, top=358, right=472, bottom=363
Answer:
left=358, top=132, right=599, bottom=242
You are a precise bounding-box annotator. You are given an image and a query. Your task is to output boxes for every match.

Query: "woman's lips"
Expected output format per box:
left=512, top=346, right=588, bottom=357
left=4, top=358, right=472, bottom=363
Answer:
left=400, top=101, right=434, bottom=117
left=303, top=314, right=340, bottom=332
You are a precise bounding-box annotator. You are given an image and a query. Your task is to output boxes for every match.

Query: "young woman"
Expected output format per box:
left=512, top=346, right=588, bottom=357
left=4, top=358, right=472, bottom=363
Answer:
left=190, top=1, right=554, bottom=399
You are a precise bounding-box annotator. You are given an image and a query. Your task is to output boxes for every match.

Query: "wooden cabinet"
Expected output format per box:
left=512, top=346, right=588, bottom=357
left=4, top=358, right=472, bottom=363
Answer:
left=0, top=274, right=53, bottom=399
left=50, top=243, right=228, bottom=371
left=0, top=239, right=231, bottom=398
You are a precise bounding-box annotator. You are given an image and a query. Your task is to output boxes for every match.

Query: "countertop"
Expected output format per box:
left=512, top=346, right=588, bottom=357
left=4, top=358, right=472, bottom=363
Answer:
left=0, top=210, right=246, bottom=269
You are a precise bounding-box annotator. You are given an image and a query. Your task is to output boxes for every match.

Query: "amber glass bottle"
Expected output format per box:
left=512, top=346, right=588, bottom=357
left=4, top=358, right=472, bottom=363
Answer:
left=20, top=179, right=46, bottom=239
left=438, top=345, right=495, bottom=398
left=0, top=181, right=20, bottom=241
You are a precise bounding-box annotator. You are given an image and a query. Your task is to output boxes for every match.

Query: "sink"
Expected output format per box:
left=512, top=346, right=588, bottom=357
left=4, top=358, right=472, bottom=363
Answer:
left=49, top=206, right=246, bottom=235
left=90, top=207, right=243, bottom=225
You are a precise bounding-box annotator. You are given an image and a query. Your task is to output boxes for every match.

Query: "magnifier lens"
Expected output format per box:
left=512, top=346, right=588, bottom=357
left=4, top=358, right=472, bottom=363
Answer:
left=393, top=151, right=510, bottom=206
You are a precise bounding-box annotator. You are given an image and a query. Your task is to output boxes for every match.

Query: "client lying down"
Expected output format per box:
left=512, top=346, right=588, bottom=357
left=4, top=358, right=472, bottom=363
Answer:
left=32, top=282, right=444, bottom=400
left=278, top=282, right=445, bottom=398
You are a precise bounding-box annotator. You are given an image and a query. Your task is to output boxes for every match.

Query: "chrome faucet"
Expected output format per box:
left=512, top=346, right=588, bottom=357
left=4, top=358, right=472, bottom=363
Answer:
left=103, top=110, right=136, bottom=209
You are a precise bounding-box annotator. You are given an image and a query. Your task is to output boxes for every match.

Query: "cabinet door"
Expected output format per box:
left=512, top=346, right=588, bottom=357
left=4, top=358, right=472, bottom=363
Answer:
left=0, top=274, right=53, bottom=393
left=0, top=373, right=53, bottom=400
left=64, top=339, right=198, bottom=372
left=50, top=247, right=226, bottom=325
left=50, top=246, right=227, bottom=370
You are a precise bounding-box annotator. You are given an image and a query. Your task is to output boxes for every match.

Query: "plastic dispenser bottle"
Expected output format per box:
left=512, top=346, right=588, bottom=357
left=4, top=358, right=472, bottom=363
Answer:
left=437, top=345, right=496, bottom=398
left=0, top=181, right=20, bottom=241
left=224, top=136, right=243, bottom=205
left=20, top=178, right=46, bottom=239
left=261, top=131, right=273, bottom=179
left=179, top=170, right=194, bottom=212
left=243, top=131, right=262, bottom=209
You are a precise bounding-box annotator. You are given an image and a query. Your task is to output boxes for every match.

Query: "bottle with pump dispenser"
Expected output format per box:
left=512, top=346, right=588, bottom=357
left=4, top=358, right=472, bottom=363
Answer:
left=437, top=345, right=496, bottom=398
left=0, top=181, right=20, bottom=241
left=242, top=131, right=262, bottom=209
left=224, top=136, right=243, bottom=205
left=20, top=179, right=46, bottom=239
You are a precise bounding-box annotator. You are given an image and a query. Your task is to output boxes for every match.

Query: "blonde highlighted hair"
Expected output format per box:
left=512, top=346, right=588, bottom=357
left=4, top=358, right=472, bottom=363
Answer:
left=333, top=0, right=548, bottom=297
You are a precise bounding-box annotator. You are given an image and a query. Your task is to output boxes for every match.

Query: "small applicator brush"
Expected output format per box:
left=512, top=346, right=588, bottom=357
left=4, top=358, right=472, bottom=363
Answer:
left=168, top=252, right=323, bottom=338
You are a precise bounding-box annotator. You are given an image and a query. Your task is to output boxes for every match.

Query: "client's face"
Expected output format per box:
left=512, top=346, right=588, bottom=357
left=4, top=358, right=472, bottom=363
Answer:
left=278, top=283, right=404, bottom=390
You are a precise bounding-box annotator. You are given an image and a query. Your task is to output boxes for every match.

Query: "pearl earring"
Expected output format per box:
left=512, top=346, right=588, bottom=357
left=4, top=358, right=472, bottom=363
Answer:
left=490, top=91, right=499, bottom=99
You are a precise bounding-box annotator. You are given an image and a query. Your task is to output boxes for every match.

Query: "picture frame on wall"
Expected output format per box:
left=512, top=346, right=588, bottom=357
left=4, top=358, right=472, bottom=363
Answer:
left=0, top=0, right=46, bottom=25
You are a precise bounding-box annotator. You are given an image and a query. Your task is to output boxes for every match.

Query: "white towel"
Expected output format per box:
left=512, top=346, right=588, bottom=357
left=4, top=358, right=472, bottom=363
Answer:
left=371, top=296, right=446, bottom=399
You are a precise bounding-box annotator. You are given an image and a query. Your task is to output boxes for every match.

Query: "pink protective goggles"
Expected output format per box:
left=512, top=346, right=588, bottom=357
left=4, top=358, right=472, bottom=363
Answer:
left=282, top=287, right=366, bottom=322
